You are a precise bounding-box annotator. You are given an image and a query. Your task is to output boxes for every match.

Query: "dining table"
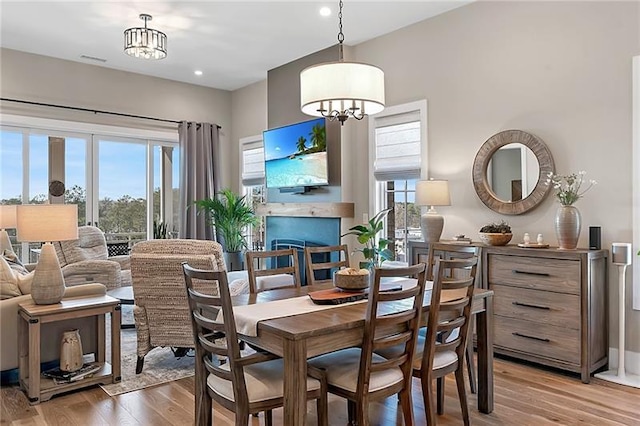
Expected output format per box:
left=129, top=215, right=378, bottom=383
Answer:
left=229, top=282, right=494, bottom=425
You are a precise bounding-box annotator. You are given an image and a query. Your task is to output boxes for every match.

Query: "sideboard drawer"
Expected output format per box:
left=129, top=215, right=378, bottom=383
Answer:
left=488, top=254, right=580, bottom=294
left=493, top=284, right=580, bottom=329
left=494, top=316, right=580, bottom=365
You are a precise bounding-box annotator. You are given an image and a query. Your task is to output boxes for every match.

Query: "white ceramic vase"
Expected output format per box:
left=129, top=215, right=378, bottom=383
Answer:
left=60, top=329, right=83, bottom=372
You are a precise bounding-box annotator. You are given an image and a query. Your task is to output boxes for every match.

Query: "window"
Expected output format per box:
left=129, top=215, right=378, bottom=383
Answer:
left=0, top=116, right=177, bottom=262
left=369, top=100, right=428, bottom=262
left=240, top=135, right=266, bottom=250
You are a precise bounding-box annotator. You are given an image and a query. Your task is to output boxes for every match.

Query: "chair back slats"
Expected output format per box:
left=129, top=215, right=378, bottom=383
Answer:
left=245, top=248, right=301, bottom=293
left=182, top=263, right=251, bottom=408
left=357, top=263, right=428, bottom=396
left=304, top=244, right=350, bottom=286
left=423, top=257, right=478, bottom=373
left=426, top=243, right=481, bottom=285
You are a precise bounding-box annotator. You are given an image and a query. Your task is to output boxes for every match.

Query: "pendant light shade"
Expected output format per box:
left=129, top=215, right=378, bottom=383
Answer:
left=124, top=14, right=167, bottom=60
left=300, top=1, right=385, bottom=125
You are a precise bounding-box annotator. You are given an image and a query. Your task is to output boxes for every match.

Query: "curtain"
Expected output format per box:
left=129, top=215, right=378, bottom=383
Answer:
left=178, top=121, right=221, bottom=240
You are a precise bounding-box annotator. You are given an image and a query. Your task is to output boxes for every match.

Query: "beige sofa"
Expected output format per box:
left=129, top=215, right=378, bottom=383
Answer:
left=1, top=283, right=107, bottom=375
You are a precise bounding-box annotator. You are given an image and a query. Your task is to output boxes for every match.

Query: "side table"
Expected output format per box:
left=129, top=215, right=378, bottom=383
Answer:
left=18, top=295, right=121, bottom=404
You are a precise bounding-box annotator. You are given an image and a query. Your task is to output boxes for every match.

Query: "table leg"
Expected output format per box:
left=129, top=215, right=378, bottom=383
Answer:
left=476, top=293, right=494, bottom=414
left=97, top=312, right=105, bottom=363
left=18, top=315, right=28, bottom=388
left=283, top=338, right=307, bottom=425
left=111, top=306, right=121, bottom=382
left=28, top=317, right=41, bottom=404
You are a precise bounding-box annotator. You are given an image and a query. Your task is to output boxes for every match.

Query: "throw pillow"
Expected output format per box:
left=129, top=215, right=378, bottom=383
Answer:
left=0, top=256, right=21, bottom=299
left=3, top=249, right=29, bottom=276
left=17, top=271, right=34, bottom=295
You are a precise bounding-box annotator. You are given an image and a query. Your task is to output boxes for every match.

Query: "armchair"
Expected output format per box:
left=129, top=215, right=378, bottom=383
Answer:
left=130, top=239, right=226, bottom=373
left=53, top=226, right=131, bottom=290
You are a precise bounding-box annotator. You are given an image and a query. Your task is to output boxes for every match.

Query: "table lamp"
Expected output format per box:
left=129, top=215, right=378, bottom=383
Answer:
left=415, top=179, right=451, bottom=243
left=0, top=205, right=17, bottom=253
left=16, top=204, right=78, bottom=305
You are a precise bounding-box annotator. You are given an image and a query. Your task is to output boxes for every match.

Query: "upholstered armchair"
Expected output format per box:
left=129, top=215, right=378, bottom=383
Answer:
left=53, top=226, right=131, bottom=290
left=130, top=239, right=226, bottom=373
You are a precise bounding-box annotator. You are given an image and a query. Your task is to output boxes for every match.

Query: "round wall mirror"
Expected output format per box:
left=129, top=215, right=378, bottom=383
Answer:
left=472, top=130, right=555, bottom=215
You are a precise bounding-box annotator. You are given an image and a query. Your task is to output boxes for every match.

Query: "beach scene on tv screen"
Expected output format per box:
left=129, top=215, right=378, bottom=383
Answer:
left=264, top=118, right=328, bottom=188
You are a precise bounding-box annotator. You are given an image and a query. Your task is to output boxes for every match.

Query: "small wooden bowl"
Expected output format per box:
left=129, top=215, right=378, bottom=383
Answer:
left=478, top=232, right=513, bottom=246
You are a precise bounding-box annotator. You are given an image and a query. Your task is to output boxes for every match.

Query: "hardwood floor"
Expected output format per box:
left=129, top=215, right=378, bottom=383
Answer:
left=2, top=356, right=640, bottom=425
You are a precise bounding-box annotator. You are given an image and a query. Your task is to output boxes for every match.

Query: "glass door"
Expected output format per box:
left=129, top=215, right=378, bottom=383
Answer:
left=93, top=136, right=149, bottom=247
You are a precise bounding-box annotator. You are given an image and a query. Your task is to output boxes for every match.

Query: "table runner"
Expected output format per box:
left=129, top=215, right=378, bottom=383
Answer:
left=226, top=295, right=367, bottom=337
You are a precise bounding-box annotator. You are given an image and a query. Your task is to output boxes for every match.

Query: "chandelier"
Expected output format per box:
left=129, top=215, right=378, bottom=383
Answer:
left=124, top=14, right=167, bottom=60
left=300, top=0, right=385, bottom=125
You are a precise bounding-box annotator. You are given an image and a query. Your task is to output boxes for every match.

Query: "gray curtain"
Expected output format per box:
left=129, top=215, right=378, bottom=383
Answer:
left=178, top=121, right=221, bottom=239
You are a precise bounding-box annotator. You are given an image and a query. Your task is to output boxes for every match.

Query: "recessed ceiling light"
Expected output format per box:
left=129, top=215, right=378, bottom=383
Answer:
left=319, top=7, right=331, bottom=17
left=194, top=70, right=203, bottom=76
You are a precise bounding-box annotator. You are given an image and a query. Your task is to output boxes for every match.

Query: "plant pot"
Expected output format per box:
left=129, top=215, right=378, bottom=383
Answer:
left=223, top=251, right=244, bottom=272
left=478, top=232, right=513, bottom=246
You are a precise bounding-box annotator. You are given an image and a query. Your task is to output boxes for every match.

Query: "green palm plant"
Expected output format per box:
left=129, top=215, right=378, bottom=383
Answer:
left=296, top=136, right=307, bottom=153
left=342, top=208, right=394, bottom=269
left=194, top=189, right=258, bottom=252
left=309, top=123, right=326, bottom=151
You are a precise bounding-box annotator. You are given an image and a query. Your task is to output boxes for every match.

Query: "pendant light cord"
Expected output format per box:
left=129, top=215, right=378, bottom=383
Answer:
left=337, top=0, right=345, bottom=61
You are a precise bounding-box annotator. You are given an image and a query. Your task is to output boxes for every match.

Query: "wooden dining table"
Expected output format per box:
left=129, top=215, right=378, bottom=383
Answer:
left=231, top=282, right=494, bottom=425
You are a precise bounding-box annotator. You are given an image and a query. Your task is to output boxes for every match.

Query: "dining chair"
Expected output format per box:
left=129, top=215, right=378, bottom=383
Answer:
left=378, top=257, right=478, bottom=425
left=426, top=242, right=481, bottom=394
left=308, top=264, right=428, bottom=426
left=181, top=263, right=327, bottom=426
left=304, top=244, right=350, bottom=286
left=245, top=248, right=301, bottom=293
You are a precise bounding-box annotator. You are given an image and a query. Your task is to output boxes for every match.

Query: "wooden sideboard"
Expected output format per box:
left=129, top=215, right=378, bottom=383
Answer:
left=408, top=241, right=609, bottom=383
left=482, top=246, right=608, bottom=383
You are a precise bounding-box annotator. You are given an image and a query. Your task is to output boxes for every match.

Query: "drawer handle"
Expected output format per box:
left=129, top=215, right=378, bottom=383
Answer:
left=512, top=269, right=550, bottom=277
left=512, top=332, right=550, bottom=343
left=512, top=301, right=550, bottom=310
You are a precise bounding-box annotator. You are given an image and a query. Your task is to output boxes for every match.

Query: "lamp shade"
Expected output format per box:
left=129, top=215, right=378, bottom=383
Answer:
left=300, top=61, right=385, bottom=117
left=17, top=204, right=78, bottom=242
left=415, top=180, right=451, bottom=207
left=0, top=205, right=17, bottom=229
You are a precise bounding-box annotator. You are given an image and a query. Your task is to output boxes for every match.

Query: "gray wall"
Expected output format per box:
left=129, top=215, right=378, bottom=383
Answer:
left=0, top=48, right=234, bottom=185
left=236, top=1, right=640, bottom=353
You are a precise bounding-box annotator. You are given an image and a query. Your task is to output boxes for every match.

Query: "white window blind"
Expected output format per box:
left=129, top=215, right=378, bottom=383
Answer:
left=373, top=110, right=421, bottom=181
left=241, top=136, right=265, bottom=186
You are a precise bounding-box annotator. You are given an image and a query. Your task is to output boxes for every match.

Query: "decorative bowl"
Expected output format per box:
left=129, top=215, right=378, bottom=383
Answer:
left=334, top=268, right=370, bottom=291
left=478, top=232, right=513, bottom=246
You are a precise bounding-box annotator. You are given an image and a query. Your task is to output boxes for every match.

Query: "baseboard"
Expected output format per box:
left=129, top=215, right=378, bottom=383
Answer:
left=0, top=359, right=60, bottom=386
left=605, top=348, right=640, bottom=375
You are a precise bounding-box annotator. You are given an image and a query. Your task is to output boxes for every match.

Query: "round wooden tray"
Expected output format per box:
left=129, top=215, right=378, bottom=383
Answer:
left=517, top=243, right=550, bottom=249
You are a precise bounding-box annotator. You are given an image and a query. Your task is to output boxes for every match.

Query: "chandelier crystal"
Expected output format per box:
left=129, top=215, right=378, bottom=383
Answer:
left=124, top=14, right=167, bottom=60
left=300, top=0, right=385, bottom=125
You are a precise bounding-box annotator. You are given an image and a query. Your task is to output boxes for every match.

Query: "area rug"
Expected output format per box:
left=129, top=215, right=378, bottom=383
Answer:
left=99, top=306, right=195, bottom=396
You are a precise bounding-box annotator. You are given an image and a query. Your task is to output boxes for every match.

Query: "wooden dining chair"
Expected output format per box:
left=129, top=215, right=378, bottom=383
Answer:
left=308, top=264, right=428, bottom=426
left=181, top=263, right=327, bottom=426
left=426, top=242, right=481, bottom=394
left=304, top=244, right=350, bottom=286
left=245, top=248, right=301, bottom=293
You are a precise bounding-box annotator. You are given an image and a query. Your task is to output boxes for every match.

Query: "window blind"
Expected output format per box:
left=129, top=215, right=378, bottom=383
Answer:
left=373, top=110, right=421, bottom=181
left=241, top=136, right=265, bottom=186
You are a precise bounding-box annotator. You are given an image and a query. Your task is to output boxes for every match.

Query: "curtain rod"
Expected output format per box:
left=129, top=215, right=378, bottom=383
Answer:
left=0, top=97, right=221, bottom=128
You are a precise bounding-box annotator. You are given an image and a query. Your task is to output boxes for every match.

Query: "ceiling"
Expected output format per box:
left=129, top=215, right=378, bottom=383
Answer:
left=0, top=1, right=471, bottom=91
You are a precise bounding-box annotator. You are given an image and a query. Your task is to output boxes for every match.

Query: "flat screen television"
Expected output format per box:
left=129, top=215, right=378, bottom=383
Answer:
left=263, top=117, right=328, bottom=189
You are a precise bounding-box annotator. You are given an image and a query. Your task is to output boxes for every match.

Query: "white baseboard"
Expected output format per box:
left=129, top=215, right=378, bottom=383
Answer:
left=605, top=348, right=640, bottom=375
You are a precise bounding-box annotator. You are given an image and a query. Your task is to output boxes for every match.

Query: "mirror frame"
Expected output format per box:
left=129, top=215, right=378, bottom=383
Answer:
left=472, top=130, right=555, bottom=215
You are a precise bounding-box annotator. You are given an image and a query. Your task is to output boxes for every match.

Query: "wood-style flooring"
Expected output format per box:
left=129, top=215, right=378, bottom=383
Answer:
left=2, top=356, right=640, bottom=425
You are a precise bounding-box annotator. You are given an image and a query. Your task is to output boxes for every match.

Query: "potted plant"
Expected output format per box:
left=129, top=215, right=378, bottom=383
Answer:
left=478, top=220, right=513, bottom=246
left=194, top=189, right=258, bottom=271
left=342, top=209, right=394, bottom=269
